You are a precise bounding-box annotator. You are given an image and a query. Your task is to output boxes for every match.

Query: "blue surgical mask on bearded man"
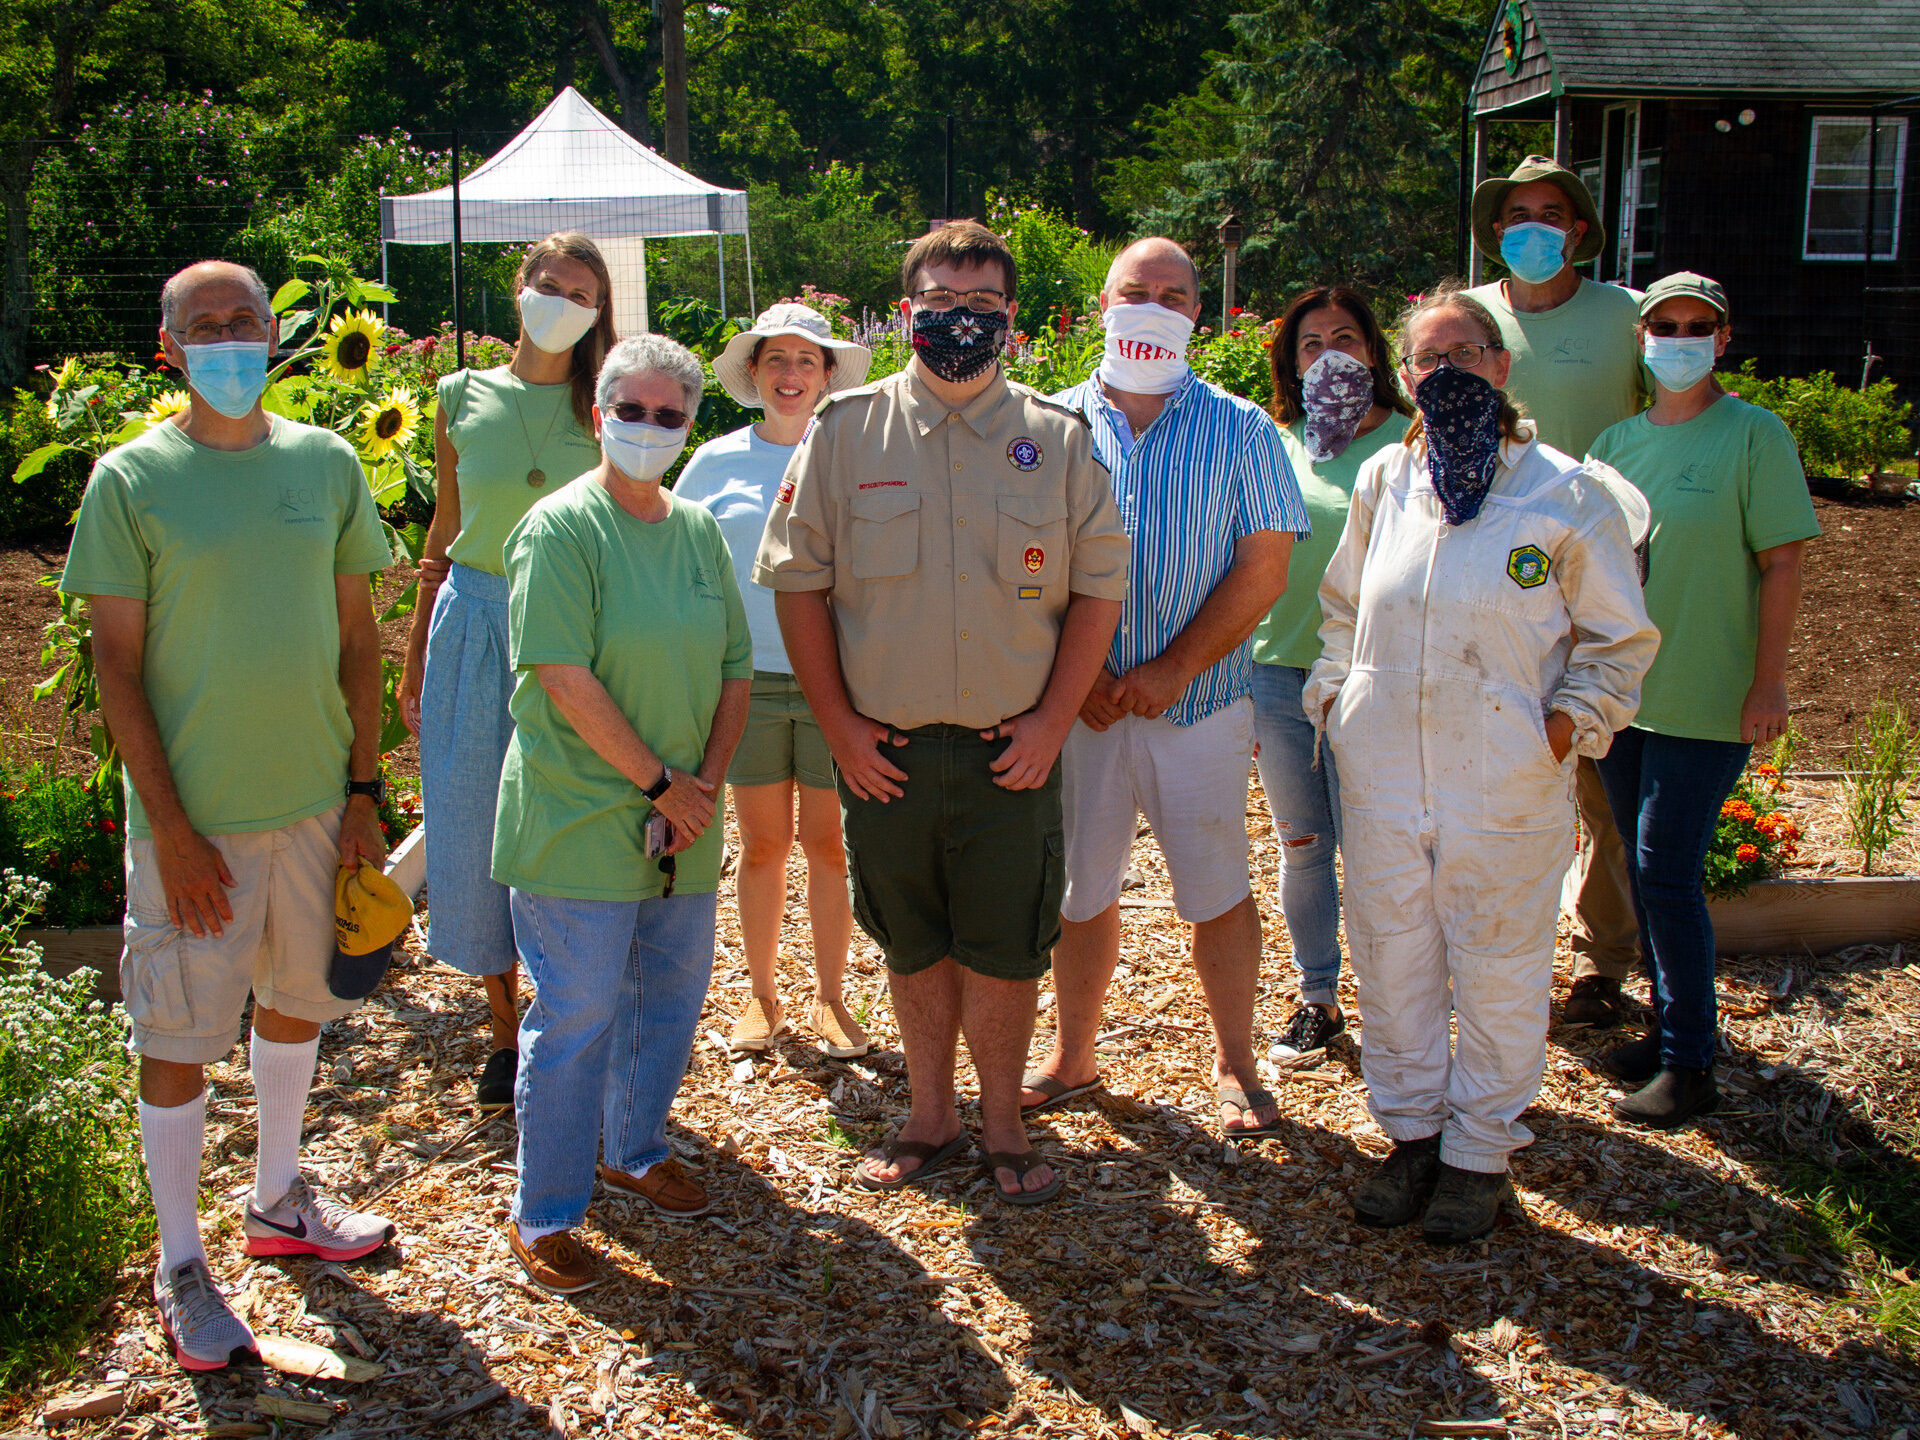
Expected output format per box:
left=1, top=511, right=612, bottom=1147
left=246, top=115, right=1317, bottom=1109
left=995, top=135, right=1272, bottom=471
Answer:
left=1498, top=222, right=1572, bottom=286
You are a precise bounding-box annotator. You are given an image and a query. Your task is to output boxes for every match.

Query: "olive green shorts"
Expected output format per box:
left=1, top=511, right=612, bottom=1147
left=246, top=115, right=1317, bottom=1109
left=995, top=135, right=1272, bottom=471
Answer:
left=729, top=671, right=835, bottom=790
left=839, top=724, right=1065, bottom=982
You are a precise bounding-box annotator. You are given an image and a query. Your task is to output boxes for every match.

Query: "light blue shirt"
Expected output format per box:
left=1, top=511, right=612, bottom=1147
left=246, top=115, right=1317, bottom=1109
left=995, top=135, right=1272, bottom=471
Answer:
left=1054, top=371, right=1308, bottom=726
left=673, top=424, right=794, bottom=673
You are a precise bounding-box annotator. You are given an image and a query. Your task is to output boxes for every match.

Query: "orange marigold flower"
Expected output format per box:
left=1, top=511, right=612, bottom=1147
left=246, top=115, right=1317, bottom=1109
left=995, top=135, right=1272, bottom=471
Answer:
left=1736, top=843, right=1760, bottom=864
left=1721, top=799, right=1756, bottom=822
left=1754, top=763, right=1779, bottom=777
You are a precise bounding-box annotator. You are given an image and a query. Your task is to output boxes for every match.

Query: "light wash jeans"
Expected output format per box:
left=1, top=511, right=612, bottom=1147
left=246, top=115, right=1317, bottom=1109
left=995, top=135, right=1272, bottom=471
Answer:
left=508, top=887, right=717, bottom=1231
left=1250, top=662, right=1344, bottom=1008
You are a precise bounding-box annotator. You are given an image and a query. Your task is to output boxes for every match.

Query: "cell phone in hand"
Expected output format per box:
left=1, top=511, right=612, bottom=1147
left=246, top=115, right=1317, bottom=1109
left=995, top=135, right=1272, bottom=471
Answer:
left=644, top=812, right=675, bottom=859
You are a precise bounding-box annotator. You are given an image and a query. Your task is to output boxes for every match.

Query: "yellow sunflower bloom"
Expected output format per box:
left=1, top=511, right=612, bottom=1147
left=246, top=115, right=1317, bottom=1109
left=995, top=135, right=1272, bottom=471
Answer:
left=357, top=387, right=420, bottom=459
left=322, top=309, right=385, bottom=382
left=144, top=390, right=191, bottom=422
left=52, top=357, right=82, bottom=389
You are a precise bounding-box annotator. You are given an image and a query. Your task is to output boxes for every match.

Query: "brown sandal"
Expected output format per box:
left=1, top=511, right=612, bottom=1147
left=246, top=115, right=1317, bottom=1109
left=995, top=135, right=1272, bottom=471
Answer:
left=855, top=1133, right=969, bottom=1191
left=982, top=1148, right=1064, bottom=1205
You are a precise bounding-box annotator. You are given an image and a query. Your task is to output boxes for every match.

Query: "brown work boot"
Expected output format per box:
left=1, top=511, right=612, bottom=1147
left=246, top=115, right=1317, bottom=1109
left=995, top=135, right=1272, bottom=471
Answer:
left=808, top=996, right=871, bottom=1058
left=1421, top=1164, right=1513, bottom=1244
left=506, top=1224, right=601, bottom=1294
left=1350, top=1134, right=1442, bottom=1228
left=1563, top=974, right=1624, bottom=1027
left=598, top=1158, right=713, bottom=1219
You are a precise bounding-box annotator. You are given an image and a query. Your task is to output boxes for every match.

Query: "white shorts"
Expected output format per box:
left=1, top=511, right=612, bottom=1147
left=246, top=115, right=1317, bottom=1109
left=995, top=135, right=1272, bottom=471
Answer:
left=122, top=804, right=355, bottom=1064
left=1060, top=697, right=1255, bottom=925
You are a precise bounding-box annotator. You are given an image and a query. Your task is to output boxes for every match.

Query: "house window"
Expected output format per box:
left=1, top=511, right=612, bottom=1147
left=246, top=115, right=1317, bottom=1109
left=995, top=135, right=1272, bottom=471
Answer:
left=1803, top=115, right=1907, bottom=260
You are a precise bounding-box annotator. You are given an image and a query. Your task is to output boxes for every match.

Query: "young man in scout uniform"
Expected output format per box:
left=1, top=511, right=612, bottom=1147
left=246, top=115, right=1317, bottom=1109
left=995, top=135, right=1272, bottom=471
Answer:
left=63, top=261, right=398, bottom=1371
left=755, top=220, right=1128, bottom=1204
left=1468, top=156, right=1649, bottom=1028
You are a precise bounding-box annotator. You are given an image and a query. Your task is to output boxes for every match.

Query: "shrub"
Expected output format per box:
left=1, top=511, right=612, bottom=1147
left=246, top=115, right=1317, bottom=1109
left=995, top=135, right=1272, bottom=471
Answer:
left=1191, top=313, right=1277, bottom=410
left=1703, top=766, right=1801, bottom=898
left=0, top=765, right=126, bottom=929
left=0, top=870, right=147, bottom=1388
left=1730, top=362, right=1914, bottom=479
left=990, top=194, right=1115, bottom=327
left=1841, top=695, right=1917, bottom=875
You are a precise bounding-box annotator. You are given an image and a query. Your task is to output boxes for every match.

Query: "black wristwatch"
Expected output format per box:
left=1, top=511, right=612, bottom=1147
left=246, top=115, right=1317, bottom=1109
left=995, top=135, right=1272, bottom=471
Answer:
left=346, top=777, right=388, bottom=805
left=642, top=766, right=673, bottom=802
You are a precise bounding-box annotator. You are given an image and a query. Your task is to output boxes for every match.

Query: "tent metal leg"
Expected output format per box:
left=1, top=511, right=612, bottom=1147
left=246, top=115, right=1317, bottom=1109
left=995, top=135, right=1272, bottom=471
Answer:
left=381, top=242, right=390, bottom=326
left=717, top=232, right=727, bottom=319
left=744, top=219, right=756, bottom=316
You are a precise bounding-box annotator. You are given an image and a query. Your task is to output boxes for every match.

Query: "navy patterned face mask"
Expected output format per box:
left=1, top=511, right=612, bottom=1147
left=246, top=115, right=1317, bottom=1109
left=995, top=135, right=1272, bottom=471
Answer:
left=911, top=305, right=1007, bottom=384
left=1415, top=364, right=1505, bottom=526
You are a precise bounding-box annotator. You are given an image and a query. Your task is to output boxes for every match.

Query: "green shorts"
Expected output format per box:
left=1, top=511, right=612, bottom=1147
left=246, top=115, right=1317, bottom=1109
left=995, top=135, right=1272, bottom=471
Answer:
left=839, top=724, right=1064, bottom=982
left=729, top=671, right=834, bottom=789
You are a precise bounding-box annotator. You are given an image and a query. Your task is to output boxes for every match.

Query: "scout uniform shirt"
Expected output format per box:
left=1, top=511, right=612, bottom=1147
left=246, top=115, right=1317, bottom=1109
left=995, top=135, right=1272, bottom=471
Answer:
left=753, top=365, right=1129, bottom=730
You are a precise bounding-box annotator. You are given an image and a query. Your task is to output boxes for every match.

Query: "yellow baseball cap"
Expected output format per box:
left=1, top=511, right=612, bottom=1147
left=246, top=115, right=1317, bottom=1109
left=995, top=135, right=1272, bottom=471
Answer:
left=330, top=861, right=414, bottom=1000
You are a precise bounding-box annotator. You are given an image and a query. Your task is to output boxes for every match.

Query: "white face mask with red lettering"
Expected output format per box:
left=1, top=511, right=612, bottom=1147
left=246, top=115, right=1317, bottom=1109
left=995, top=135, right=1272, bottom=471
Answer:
left=1096, top=301, right=1194, bottom=395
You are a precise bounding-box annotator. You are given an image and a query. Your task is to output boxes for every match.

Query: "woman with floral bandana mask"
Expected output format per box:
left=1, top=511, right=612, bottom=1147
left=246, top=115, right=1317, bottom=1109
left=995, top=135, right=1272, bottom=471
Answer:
left=1251, top=286, right=1412, bottom=1062
left=1304, top=283, right=1657, bottom=1243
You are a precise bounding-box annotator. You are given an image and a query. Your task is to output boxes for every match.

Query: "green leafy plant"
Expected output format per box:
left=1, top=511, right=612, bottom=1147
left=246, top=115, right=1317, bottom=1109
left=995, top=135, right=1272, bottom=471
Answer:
left=821, top=1116, right=860, bottom=1151
left=1841, top=695, right=1917, bottom=875
left=0, top=870, right=148, bottom=1387
left=1703, top=768, right=1802, bottom=899
left=1729, top=362, right=1915, bottom=480
left=0, top=767, right=125, bottom=929
left=1771, top=716, right=1806, bottom=775
left=1190, top=313, right=1277, bottom=409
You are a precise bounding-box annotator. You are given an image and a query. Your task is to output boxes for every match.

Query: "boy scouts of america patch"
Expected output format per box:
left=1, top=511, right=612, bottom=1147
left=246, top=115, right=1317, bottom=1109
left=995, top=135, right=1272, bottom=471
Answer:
left=1507, top=544, right=1550, bottom=589
left=776, top=477, right=796, bottom=505
left=1024, top=546, right=1045, bottom=574
left=1007, top=437, right=1043, bottom=471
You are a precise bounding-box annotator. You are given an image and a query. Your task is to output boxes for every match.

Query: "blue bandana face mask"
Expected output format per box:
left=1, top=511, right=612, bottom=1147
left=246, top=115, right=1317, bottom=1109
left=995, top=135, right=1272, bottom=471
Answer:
left=1498, top=221, right=1571, bottom=286
left=183, top=341, right=271, bottom=419
left=1415, top=364, right=1505, bottom=527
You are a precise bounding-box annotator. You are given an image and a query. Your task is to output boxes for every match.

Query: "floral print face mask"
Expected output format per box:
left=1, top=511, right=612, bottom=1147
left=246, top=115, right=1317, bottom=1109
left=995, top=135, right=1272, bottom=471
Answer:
left=1415, top=364, right=1506, bottom=527
left=1299, top=348, right=1376, bottom=461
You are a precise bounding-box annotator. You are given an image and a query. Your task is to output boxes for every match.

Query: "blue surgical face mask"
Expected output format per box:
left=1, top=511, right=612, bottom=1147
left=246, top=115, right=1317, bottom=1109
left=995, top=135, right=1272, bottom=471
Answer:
left=182, top=341, right=271, bottom=419
left=1499, top=221, right=1572, bottom=285
left=1643, top=333, right=1718, bottom=392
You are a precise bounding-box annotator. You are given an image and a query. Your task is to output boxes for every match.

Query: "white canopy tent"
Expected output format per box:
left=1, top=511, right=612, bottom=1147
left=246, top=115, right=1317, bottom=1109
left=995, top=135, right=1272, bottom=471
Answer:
left=379, top=86, right=754, bottom=336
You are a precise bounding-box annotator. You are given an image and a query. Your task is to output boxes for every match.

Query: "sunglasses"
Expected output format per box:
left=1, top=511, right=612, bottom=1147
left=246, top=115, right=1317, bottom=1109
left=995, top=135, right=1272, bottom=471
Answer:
left=609, top=403, right=691, bottom=429
left=1646, top=320, right=1721, bottom=338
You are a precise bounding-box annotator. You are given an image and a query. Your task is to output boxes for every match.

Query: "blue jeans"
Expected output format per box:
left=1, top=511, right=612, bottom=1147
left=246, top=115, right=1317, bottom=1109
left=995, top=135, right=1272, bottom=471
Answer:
left=1595, top=728, right=1750, bottom=1070
left=1251, top=663, right=1344, bottom=1008
left=508, top=888, right=717, bottom=1231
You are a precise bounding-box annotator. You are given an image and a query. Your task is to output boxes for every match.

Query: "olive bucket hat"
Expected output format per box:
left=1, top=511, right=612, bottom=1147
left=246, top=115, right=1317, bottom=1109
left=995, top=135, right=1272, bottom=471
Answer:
left=1472, top=154, right=1606, bottom=264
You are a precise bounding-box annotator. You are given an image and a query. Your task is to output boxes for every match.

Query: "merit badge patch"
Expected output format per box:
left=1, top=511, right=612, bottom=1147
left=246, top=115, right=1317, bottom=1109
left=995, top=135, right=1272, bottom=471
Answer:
left=1507, top=544, right=1550, bottom=589
left=775, top=477, right=796, bottom=505
left=1024, top=546, right=1045, bottom=574
left=1018, top=586, right=1042, bottom=599
left=1007, top=437, right=1043, bottom=471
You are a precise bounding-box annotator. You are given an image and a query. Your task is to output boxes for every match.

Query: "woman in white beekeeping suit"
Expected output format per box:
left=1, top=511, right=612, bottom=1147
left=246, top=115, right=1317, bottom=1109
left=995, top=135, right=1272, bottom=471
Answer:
left=1304, top=283, right=1659, bottom=1244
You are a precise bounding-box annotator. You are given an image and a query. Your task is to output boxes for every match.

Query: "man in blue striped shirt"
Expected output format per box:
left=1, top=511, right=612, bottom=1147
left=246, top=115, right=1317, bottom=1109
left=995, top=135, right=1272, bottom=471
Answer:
left=1020, top=237, right=1311, bottom=1138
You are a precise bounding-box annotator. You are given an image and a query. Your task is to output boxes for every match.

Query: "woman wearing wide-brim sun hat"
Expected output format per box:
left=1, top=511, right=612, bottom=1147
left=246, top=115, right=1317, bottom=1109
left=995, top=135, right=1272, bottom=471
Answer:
left=676, top=303, right=873, bottom=1063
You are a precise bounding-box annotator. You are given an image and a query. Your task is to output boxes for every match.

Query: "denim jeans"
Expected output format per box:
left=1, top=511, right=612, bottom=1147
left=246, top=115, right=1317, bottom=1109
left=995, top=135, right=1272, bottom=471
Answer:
left=1250, top=663, right=1344, bottom=1008
left=508, top=887, right=717, bottom=1231
left=1595, top=727, right=1750, bottom=1070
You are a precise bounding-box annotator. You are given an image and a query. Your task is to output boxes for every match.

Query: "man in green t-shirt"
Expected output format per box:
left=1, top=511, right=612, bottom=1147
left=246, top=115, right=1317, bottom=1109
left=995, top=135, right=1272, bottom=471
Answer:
left=61, top=261, right=398, bottom=1373
left=1467, top=155, right=1649, bottom=1027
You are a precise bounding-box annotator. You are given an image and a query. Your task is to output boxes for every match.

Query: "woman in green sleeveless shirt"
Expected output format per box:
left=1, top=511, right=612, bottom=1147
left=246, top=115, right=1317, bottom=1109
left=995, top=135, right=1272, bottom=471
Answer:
left=398, top=232, right=615, bottom=1110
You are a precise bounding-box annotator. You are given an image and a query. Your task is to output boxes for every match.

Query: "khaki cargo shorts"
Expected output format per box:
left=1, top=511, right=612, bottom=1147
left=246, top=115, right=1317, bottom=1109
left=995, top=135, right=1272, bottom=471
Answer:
left=121, top=804, right=357, bottom=1063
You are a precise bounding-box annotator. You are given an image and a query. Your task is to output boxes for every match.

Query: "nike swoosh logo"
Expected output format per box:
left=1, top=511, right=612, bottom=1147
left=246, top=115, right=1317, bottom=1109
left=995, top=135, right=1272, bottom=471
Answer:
left=251, top=1211, right=308, bottom=1239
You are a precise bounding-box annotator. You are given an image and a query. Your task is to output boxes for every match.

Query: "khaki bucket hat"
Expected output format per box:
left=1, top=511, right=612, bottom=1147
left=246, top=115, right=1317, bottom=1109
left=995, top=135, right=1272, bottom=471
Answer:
left=712, top=303, right=873, bottom=408
left=1472, top=154, right=1606, bottom=264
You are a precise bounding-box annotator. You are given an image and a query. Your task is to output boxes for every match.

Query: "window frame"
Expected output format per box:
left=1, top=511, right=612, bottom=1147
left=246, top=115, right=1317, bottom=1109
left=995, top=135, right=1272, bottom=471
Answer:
left=1802, top=114, right=1908, bottom=262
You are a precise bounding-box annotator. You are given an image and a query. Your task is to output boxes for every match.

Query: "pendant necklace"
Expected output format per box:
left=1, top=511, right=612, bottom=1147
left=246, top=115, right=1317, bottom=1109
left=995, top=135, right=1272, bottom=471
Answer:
left=511, top=379, right=568, bottom=487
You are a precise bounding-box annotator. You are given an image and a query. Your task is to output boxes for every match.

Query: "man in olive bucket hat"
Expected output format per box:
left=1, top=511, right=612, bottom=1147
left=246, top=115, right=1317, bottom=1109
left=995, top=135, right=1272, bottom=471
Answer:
left=1467, top=155, right=1650, bottom=1031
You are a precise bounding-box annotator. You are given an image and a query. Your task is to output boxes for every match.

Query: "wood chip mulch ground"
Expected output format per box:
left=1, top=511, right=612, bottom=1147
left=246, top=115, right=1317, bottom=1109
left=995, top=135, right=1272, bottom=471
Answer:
left=15, top=790, right=1920, bottom=1440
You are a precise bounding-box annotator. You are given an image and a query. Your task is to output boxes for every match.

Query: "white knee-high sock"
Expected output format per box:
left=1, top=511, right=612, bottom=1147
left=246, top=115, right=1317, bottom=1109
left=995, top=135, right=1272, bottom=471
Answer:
left=140, top=1091, right=207, bottom=1273
left=250, top=1031, right=319, bottom=1209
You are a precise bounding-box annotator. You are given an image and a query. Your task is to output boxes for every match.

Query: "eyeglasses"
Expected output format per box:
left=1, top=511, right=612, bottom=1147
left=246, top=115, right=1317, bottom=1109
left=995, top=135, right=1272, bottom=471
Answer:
left=1646, top=319, right=1722, bottom=338
left=911, top=287, right=1009, bottom=313
left=609, top=403, right=690, bottom=429
left=170, top=315, right=269, bottom=345
left=1404, top=343, right=1500, bottom=376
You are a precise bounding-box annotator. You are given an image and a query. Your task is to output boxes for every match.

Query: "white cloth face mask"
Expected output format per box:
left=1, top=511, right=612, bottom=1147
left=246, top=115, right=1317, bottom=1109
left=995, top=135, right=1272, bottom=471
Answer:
left=518, top=288, right=600, bottom=355
left=1096, top=301, right=1195, bottom=395
left=599, top=416, right=688, bottom=482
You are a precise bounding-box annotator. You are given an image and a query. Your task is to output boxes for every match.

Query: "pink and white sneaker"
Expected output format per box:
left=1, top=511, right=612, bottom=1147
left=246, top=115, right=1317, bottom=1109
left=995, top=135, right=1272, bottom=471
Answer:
left=243, top=1175, right=395, bottom=1261
left=154, top=1259, right=258, bottom=1372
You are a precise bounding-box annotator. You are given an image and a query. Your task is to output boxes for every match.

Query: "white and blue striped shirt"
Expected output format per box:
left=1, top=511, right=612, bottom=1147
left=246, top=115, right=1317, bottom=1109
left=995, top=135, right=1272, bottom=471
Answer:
left=1055, top=371, right=1308, bottom=726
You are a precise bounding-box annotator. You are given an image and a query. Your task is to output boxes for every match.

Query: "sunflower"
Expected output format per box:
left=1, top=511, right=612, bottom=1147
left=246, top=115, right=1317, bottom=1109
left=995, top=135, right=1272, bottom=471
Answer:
left=357, top=386, right=420, bottom=458
left=144, top=390, right=191, bottom=422
left=322, top=309, right=385, bottom=382
left=52, top=357, right=82, bottom=389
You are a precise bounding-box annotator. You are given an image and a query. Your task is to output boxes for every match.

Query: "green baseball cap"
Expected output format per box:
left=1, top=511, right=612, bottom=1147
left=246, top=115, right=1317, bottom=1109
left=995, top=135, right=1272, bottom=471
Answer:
left=1638, top=271, right=1728, bottom=321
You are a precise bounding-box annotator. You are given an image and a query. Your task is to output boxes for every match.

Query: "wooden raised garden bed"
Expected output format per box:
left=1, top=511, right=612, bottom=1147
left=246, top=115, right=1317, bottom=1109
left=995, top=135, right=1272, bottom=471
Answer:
left=1708, top=874, right=1920, bottom=958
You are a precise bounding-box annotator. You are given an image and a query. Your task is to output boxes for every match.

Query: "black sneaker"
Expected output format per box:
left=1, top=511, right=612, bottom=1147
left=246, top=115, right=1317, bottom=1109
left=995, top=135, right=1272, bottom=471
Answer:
left=1350, top=1134, right=1442, bottom=1228
left=1269, top=1003, right=1345, bottom=1059
left=1421, top=1164, right=1512, bottom=1244
left=477, top=1047, right=518, bottom=1111
left=1563, top=974, right=1624, bottom=1027
left=1612, top=1065, right=1719, bottom=1130
left=1599, top=1033, right=1662, bottom=1085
